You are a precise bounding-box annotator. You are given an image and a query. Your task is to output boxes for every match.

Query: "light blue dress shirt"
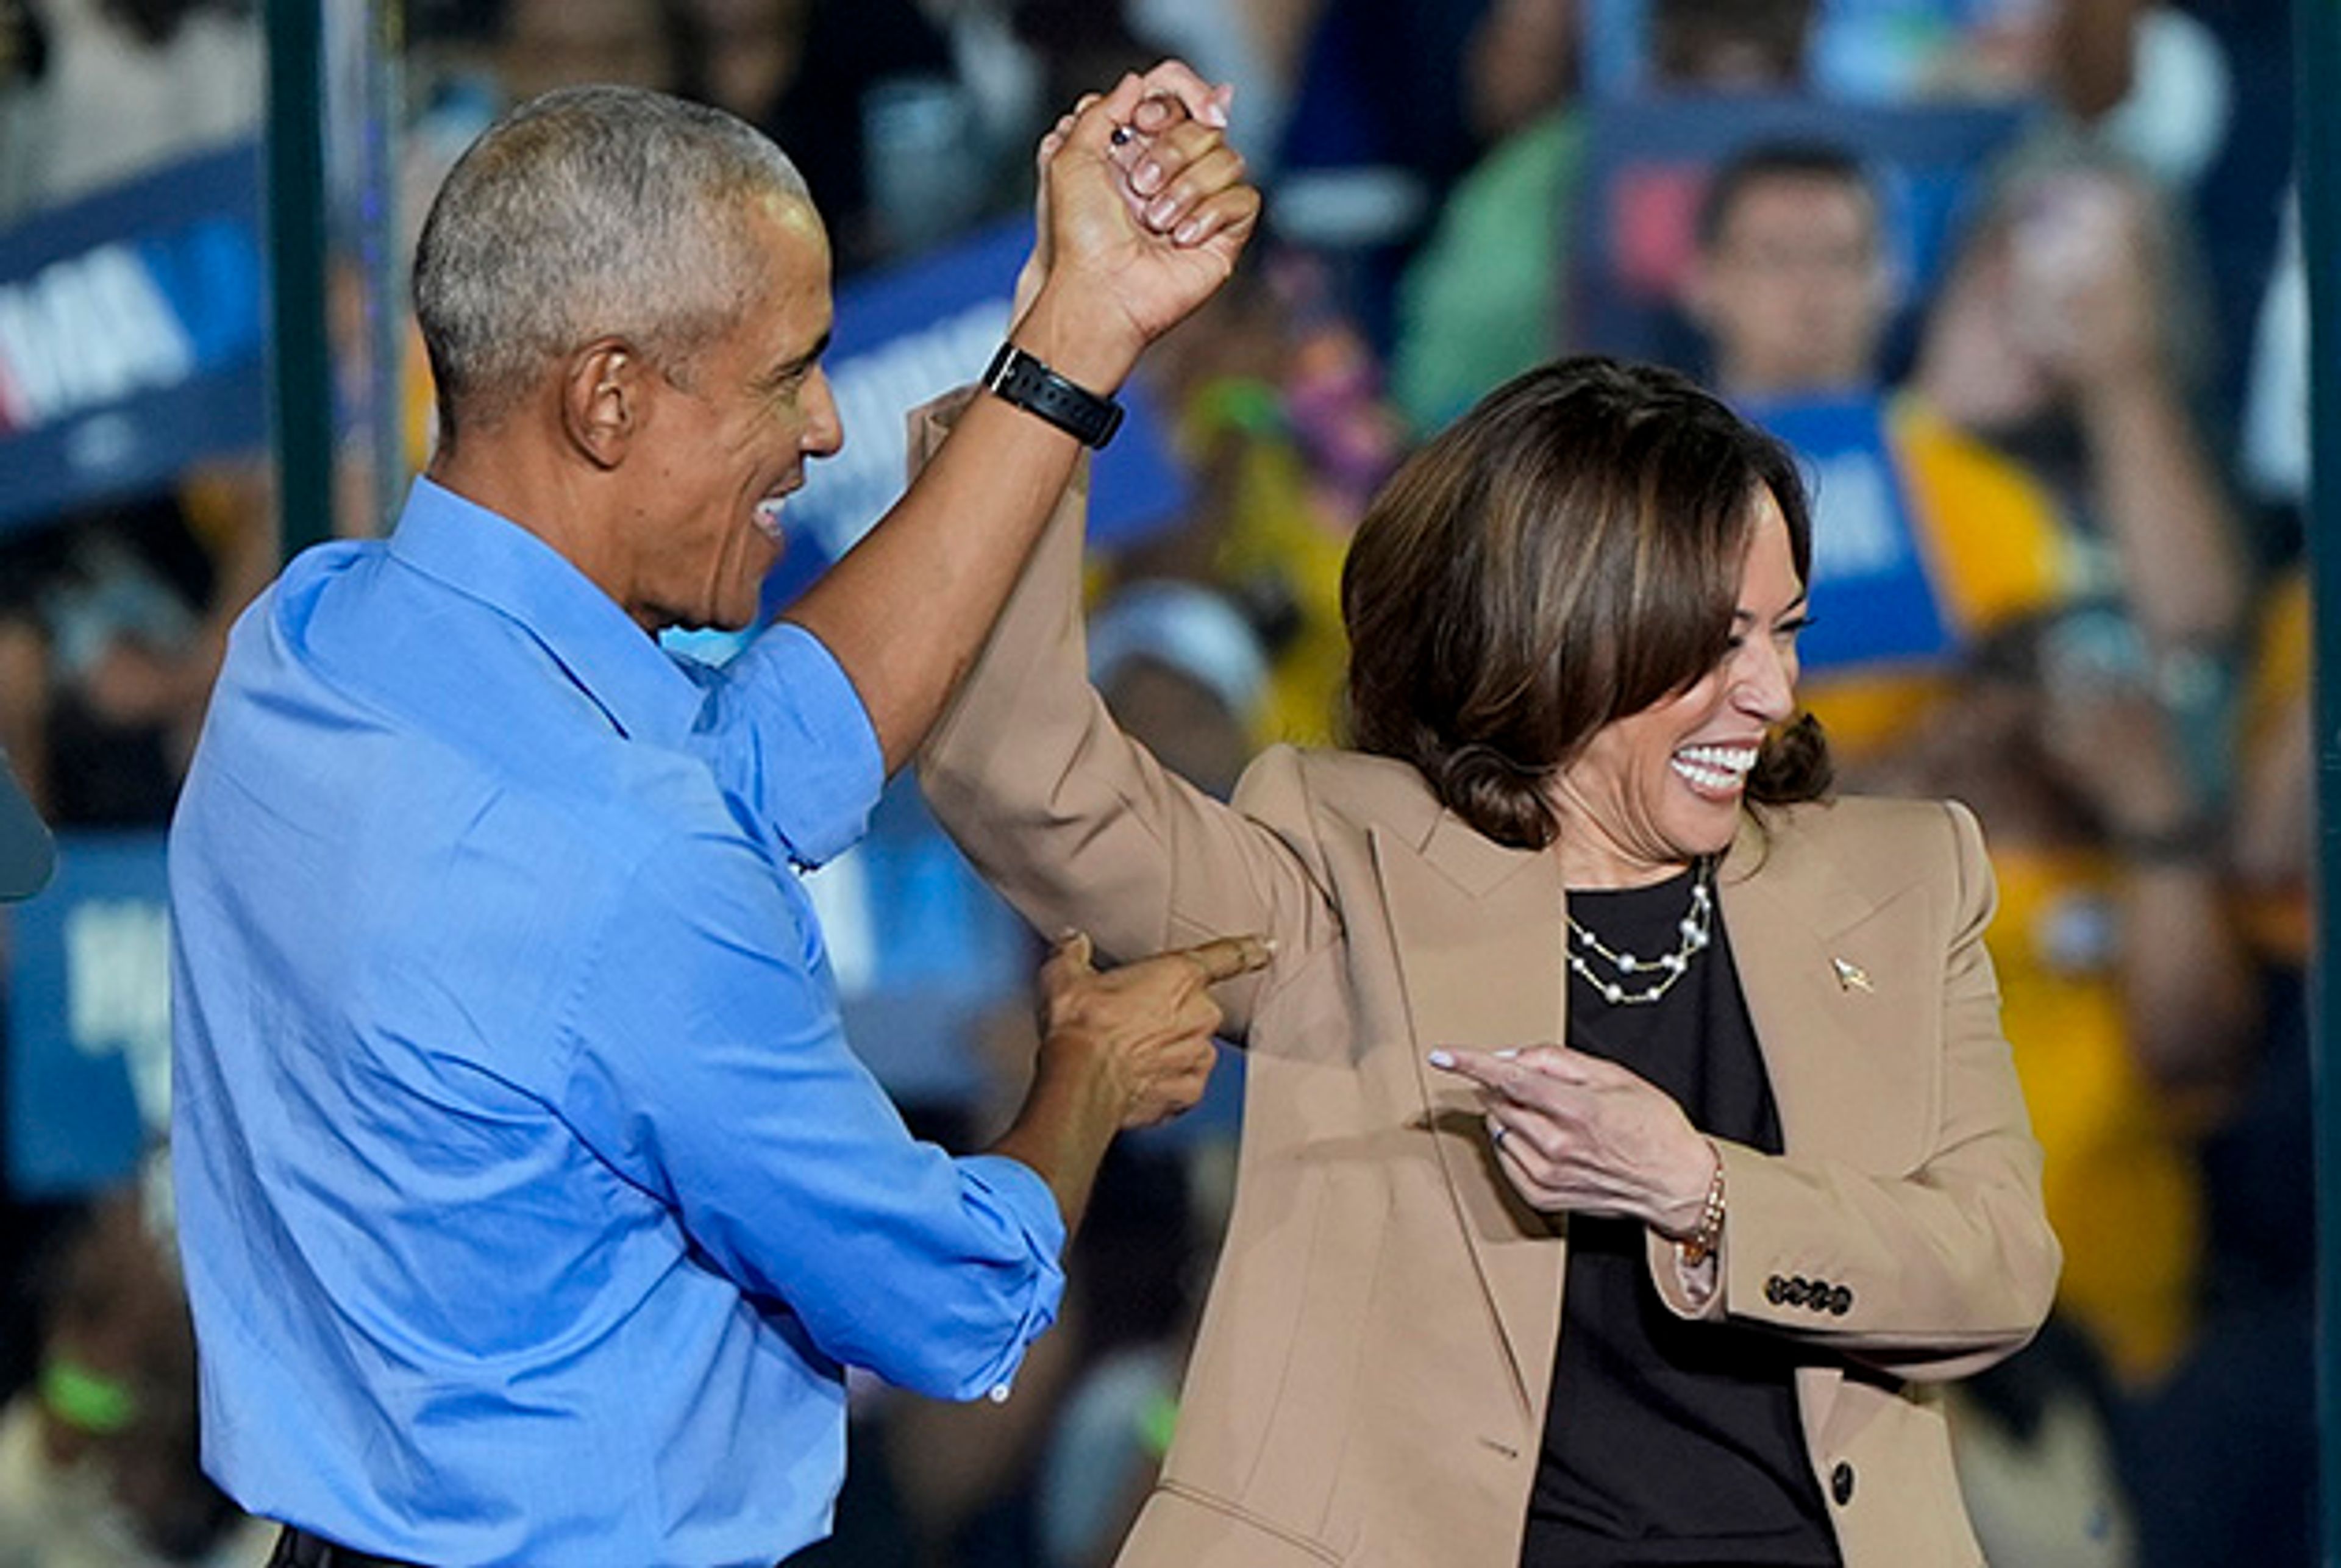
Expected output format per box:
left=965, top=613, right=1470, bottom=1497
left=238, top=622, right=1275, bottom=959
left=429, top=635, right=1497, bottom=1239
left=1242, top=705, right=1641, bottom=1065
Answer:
left=168, top=478, right=1066, bottom=1568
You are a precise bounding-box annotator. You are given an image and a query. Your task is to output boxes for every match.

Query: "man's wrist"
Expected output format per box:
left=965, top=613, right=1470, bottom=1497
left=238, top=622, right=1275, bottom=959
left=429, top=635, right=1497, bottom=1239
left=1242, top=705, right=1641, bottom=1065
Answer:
left=983, top=343, right=1125, bottom=449
left=992, top=1030, right=1125, bottom=1225
left=1010, top=282, right=1142, bottom=394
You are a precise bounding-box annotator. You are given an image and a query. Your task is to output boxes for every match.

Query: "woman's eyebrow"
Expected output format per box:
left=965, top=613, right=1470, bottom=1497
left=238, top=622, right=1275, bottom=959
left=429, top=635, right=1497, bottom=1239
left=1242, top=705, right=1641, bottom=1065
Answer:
left=1732, top=593, right=1811, bottom=623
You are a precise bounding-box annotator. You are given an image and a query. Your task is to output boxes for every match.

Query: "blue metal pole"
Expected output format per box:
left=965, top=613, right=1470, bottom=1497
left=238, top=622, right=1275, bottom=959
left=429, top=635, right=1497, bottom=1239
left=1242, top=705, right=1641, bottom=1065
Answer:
left=2301, top=0, right=2341, bottom=1558
left=263, top=0, right=334, bottom=560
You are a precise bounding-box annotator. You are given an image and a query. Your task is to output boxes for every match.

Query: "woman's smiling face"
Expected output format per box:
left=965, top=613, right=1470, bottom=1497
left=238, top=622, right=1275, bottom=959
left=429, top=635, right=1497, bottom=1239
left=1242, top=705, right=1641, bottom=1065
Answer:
left=1547, top=488, right=1807, bottom=888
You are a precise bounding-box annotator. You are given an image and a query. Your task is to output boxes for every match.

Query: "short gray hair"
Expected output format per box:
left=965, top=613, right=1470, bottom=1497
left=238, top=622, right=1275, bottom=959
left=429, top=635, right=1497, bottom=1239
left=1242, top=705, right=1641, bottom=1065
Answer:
left=413, top=84, right=812, bottom=435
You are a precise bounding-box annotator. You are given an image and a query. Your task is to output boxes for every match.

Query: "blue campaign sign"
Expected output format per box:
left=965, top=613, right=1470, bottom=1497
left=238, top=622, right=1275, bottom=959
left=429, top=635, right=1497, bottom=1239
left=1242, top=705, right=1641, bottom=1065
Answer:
left=760, top=218, right=1192, bottom=613
left=4, top=832, right=171, bottom=1197
left=0, top=144, right=268, bottom=538
left=1740, top=393, right=1954, bottom=671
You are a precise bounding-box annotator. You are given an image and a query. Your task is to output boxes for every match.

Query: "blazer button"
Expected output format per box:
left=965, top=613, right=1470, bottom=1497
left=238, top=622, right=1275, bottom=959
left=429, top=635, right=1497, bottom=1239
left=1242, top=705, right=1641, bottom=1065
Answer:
left=1831, top=1461, right=1856, bottom=1506
left=1829, top=1285, right=1853, bottom=1316
left=1766, top=1275, right=1788, bottom=1305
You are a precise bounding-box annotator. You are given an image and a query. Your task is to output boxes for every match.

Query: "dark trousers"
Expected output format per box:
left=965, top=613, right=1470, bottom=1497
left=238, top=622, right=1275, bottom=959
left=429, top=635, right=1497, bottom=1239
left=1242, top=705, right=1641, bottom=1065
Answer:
left=273, top=1519, right=794, bottom=1567
left=269, top=1525, right=422, bottom=1568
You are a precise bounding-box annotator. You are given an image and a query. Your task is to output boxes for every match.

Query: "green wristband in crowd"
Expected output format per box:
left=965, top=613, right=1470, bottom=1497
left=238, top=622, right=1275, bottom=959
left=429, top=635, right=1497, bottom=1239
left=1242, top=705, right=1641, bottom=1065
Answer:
left=1137, top=1388, right=1180, bottom=1461
left=40, top=1358, right=138, bottom=1434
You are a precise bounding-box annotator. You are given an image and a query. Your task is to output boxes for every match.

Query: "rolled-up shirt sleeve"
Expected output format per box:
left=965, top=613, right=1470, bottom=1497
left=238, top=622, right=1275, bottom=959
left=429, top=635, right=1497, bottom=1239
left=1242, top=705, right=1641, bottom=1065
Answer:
left=555, top=822, right=1064, bottom=1402
left=682, top=621, right=885, bottom=869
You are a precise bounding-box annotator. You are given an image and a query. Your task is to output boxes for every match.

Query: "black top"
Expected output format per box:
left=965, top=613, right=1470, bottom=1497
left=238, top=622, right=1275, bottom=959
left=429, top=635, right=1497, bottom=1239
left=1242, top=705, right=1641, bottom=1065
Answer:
left=1520, top=867, right=1840, bottom=1567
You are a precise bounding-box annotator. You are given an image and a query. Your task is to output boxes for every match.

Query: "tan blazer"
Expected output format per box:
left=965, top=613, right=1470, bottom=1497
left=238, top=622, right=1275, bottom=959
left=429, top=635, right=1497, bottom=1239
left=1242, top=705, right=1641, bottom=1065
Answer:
left=916, top=402, right=2061, bottom=1568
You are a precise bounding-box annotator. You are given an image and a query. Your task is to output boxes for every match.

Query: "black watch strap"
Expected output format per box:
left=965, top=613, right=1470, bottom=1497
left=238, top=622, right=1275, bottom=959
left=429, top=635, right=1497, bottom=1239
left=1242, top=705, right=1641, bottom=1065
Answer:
left=981, top=342, right=1124, bottom=449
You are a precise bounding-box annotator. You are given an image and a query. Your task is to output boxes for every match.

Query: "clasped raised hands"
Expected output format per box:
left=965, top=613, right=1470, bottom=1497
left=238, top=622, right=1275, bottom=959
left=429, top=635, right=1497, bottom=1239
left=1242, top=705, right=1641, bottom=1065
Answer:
left=1010, top=60, right=1261, bottom=388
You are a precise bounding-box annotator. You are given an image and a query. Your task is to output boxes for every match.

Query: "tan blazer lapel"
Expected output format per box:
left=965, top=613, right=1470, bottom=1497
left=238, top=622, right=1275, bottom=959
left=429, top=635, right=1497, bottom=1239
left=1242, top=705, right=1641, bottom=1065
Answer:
left=1721, top=813, right=1944, bottom=1449
left=1371, top=810, right=1567, bottom=1420
left=1719, top=816, right=1933, bottom=1173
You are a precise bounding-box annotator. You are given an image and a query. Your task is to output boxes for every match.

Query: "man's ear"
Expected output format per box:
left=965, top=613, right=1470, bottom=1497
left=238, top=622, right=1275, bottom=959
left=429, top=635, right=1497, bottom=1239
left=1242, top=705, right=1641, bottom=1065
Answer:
left=563, top=339, right=643, bottom=469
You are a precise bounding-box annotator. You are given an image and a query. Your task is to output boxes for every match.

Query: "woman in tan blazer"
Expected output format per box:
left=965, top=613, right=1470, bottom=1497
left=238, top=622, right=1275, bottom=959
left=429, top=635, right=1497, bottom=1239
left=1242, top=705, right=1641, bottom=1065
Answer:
left=919, top=357, right=2059, bottom=1567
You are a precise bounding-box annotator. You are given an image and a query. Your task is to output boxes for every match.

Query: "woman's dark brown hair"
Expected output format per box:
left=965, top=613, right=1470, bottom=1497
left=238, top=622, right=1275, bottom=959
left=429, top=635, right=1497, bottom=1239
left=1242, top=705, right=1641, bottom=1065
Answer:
left=1342, top=355, right=1831, bottom=849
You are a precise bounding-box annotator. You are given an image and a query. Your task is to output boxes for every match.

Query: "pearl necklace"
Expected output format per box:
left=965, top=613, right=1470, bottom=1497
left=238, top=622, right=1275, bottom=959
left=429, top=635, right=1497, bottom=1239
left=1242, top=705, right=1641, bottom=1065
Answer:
left=1565, top=863, right=1714, bottom=1006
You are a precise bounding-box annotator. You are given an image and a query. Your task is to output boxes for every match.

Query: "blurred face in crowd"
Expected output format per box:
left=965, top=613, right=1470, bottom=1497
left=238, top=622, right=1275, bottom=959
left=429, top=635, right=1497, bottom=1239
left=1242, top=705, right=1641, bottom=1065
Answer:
left=1908, top=227, right=2056, bottom=433
left=1690, top=172, right=1891, bottom=397
left=1653, top=0, right=1817, bottom=88
left=683, top=0, right=808, bottom=118
left=1548, top=489, right=1806, bottom=886
left=501, top=0, right=679, bottom=102
left=618, top=195, right=843, bottom=632
left=1915, top=167, right=2163, bottom=435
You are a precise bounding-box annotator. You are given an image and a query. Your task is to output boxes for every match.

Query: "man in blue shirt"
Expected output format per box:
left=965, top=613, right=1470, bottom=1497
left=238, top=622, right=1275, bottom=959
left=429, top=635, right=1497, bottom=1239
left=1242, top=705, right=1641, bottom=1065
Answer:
left=169, top=74, right=1262, bottom=1568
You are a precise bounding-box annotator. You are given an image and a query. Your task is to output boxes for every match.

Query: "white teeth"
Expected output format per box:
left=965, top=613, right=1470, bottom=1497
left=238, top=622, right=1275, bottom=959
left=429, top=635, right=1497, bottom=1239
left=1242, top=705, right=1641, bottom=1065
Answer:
left=752, top=497, right=786, bottom=540
left=1672, top=745, right=1757, bottom=793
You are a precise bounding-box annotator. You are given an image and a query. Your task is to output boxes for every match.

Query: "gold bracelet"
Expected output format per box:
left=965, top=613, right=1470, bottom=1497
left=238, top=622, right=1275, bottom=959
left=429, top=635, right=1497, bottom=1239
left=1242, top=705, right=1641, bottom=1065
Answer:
left=1676, top=1144, right=1726, bottom=1267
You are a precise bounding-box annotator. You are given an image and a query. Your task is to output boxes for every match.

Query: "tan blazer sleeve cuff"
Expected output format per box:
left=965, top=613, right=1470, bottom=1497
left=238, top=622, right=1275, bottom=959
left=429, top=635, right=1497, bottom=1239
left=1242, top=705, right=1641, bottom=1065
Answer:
left=1647, top=1139, right=1753, bottom=1322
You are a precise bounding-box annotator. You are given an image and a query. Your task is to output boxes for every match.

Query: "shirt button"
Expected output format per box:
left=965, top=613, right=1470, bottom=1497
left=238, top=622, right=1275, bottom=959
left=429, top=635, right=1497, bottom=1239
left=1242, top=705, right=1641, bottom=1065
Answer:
left=1831, top=1461, right=1856, bottom=1506
left=988, top=1384, right=1012, bottom=1403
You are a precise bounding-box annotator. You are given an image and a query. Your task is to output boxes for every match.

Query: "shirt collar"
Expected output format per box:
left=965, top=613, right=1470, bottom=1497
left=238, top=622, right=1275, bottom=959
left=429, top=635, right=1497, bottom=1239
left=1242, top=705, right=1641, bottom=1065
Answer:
left=387, top=476, right=702, bottom=749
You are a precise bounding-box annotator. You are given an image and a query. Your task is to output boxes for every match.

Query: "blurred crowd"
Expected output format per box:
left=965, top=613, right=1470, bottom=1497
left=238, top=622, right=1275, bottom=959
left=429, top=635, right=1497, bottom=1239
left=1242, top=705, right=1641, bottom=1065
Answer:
left=0, top=0, right=2312, bottom=1564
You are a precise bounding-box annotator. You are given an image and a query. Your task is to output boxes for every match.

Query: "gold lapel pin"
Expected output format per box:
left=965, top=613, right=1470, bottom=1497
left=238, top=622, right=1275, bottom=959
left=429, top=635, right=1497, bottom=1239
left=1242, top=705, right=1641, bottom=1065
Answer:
left=1831, top=957, right=1873, bottom=993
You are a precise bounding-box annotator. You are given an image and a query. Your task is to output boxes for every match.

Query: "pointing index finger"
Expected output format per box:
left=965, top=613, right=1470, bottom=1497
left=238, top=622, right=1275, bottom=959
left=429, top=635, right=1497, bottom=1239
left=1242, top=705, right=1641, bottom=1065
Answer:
left=1428, top=1047, right=1505, bottom=1085
left=1177, top=933, right=1275, bottom=983
left=1427, top=1048, right=1544, bottom=1098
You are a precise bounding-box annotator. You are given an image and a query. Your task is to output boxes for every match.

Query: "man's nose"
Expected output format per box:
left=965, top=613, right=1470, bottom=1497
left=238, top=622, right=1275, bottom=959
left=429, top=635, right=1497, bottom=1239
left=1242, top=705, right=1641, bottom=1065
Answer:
left=802, top=370, right=844, bottom=458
